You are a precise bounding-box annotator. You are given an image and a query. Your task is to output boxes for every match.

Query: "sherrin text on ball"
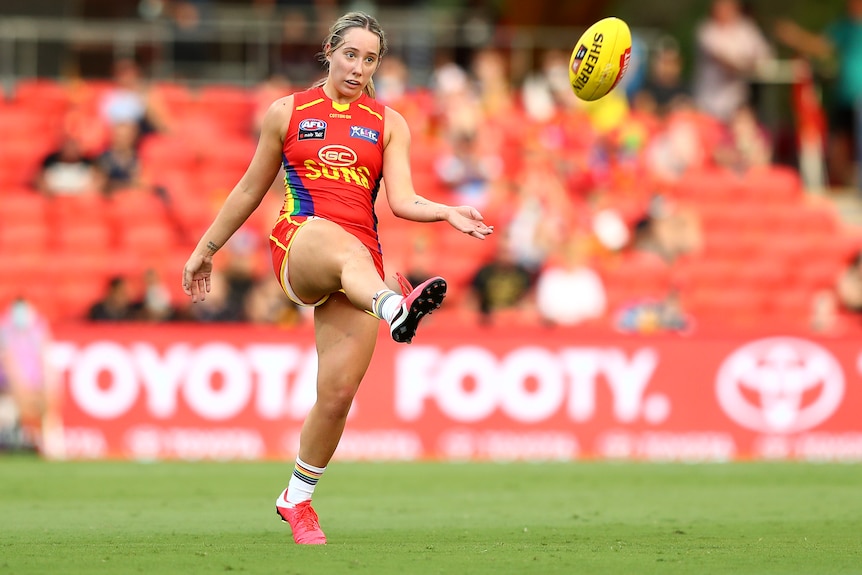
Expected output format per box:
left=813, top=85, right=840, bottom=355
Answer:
left=569, top=17, right=632, bottom=101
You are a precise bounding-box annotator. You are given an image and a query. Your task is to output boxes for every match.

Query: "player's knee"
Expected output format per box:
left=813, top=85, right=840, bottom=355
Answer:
left=317, top=381, right=359, bottom=418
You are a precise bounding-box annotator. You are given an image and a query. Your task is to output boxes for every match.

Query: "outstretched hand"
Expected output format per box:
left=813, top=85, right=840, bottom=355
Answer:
left=446, top=205, right=495, bottom=240
left=182, top=254, right=214, bottom=303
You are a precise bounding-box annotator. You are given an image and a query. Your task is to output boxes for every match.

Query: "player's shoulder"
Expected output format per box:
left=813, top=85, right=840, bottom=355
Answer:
left=384, top=105, right=407, bottom=127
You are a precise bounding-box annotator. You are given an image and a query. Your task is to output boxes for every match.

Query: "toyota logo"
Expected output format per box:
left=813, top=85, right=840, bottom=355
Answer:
left=716, top=337, right=844, bottom=434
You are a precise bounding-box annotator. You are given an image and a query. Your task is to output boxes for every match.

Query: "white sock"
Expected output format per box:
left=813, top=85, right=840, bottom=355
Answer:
left=372, top=289, right=403, bottom=323
left=284, top=457, right=326, bottom=507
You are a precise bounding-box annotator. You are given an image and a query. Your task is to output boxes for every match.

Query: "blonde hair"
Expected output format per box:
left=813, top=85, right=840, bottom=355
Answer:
left=313, top=11, right=388, bottom=98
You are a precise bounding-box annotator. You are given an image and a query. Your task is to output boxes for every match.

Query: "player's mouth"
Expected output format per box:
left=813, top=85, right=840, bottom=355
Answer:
left=345, top=79, right=361, bottom=88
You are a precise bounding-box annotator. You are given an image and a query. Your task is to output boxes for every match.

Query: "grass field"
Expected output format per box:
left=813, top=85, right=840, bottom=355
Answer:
left=1, top=456, right=860, bottom=575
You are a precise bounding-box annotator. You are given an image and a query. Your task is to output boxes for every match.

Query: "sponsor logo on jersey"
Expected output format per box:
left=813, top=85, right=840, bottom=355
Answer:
left=318, top=145, right=358, bottom=167
left=298, top=118, right=327, bottom=140
left=350, top=125, right=380, bottom=144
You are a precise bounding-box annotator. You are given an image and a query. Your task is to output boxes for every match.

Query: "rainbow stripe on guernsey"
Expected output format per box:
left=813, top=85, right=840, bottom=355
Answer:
left=282, top=154, right=314, bottom=216
left=293, top=461, right=324, bottom=486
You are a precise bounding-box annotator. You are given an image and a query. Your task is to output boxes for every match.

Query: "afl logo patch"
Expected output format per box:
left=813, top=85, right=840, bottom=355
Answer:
left=318, top=145, right=357, bottom=167
left=571, top=45, right=588, bottom=76
left=298, top=118, right=327, bottom=140
left=350, top=125, right=380, bottom=144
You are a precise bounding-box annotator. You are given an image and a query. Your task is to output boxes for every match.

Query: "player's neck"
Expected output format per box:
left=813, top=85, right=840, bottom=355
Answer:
left=321, top=82, right=363, bottom=106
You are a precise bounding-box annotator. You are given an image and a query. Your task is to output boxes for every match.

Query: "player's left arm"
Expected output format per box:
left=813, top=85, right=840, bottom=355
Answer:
left=382, top=107, right=493, bottom=240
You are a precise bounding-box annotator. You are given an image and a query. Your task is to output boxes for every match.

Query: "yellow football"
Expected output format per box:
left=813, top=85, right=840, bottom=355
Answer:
left=569, top=17, right=632, bottom=102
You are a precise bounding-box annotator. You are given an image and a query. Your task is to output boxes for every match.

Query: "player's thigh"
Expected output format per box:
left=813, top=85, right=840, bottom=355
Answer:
left=289, top=219, right=374, bottom=302
left=313, top=292, right=379, bottom=399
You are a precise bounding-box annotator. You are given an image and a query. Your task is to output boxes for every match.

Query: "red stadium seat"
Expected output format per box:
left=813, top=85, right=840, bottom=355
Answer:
left=731, top=260, right=788, bottom=291
left=116, top=220, right=179, bottom=262
left=196, top=85, right=255, bottom=135
left=675, top=167, right=741, bottom=203
left=739, top=165, right=804, bottom=203
left=0, top=220, right=50, bottom=253
left=12, top=79, right=72, bottom=113
left=138, top=134, right=200, bottom=173
left=0, top=189, right=47, bottom=224
left=766, top=288, right=814, bottom=325
left=47, top=249, right=114, bottom=286
left=54, top=218, right=115, bottom=251
left=197, top=137, right=257, bottom=176
left=683, top=287, right=768, bottom=327
left=792, top=259, right=842, bottom=291
left=105, top=191, right=171, bottom=229
left=0, top=143, right=52, bottom=188
left=150, top=81, right=196, bottom=118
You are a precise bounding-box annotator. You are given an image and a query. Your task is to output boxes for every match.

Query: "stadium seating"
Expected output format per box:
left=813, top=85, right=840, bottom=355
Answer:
left=0, top=77, right=859, bottom=331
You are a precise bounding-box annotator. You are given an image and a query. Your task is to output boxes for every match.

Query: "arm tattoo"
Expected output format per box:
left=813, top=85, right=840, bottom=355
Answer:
left=414, top=200, right=428, bottom=206
left=205, top=241, right=220, bottom=255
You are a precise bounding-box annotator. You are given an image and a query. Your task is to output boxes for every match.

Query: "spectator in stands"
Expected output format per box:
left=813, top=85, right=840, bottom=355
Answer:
left=644, top=102, right=709, bottom=182
left=0, top=297, right=54, bottom=451
left=633, top=35, right=692, bottom=118
left=521, top=49, right=579, bottom=122
left=614, top=289, right=693, bottom=334
left=185, top=270, right=243, bottom=322
left=244, top=276, right=303, bottom=327
left=469, top=240, right=535, bottom=324
left=100, top=58, right=170, bottom=136
left=535, top=235, right=607, bottom=327
left=402, top=231, right=435, bottom=290
left=167, top=1, right=211, bottom=80
left=434, top=132, right=501, bottom=210
left=631, top=196, right=703, bottom=265
left=692, top=0, right=774, bottom=123
left=254, top=73, right=294, bottom=136
left=374, top=55, right=410, bottom=107
left=95, top=121, right=143, bottom=195
left=776, top=0, right=862, bottom=188
left=135, top=268, right=177, bottom=322
left=505, top=149, right=570, bottom=272
left=272, top=7, right=324, bottom=86
left=36, top=133, right=103, bottom=196
left=88, top=276, right=138, bottom=322
left=471, top=48, right=515, bottom=118
left=713, top=103, right=773, bottom=173
left=809, top=288, right=843, bottom=334
left=835, top=250, right=862, bottom=313
left=431, top=54, right=481, bottom=141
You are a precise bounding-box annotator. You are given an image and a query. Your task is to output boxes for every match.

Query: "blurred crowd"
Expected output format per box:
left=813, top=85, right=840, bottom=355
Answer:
left=9, top=0, right=862, bottom=449
left=5, top=0, right=862, bottom=342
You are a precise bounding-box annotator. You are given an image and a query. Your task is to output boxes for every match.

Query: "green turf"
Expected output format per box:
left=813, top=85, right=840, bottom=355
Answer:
left=1, top=456, right=860, bottom=574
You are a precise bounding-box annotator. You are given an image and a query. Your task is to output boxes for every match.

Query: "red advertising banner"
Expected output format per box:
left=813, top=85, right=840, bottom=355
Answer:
left=45, top=323, right=862, bottom=462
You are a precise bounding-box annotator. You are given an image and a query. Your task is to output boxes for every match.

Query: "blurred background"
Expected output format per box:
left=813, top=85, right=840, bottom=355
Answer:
left=3, top=0, right=862, bottom=458
left=3, top=0, right=862, bottom=331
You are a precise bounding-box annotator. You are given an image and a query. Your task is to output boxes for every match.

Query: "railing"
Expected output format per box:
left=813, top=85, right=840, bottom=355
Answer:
left=0, top=12, right=608, bottom=90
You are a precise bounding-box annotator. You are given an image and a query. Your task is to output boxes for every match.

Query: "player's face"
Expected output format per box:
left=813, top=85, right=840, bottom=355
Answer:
left=327, top=28, right=381, bottom=99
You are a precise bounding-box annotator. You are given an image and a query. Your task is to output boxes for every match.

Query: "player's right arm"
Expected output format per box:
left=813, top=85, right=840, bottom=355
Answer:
left=182, top=96, right=293, bottom=302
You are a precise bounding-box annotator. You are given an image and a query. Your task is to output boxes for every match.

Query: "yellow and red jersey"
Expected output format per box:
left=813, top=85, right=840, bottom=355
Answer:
left=279, top=86, right=386, bottom=252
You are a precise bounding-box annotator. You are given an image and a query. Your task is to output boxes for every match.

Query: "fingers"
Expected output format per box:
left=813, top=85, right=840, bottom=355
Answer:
left=182, top=268, right=210, bottom=303
left=469, top=224, right=494, bottom=239
left=182, top=269, right=193, bottom=296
